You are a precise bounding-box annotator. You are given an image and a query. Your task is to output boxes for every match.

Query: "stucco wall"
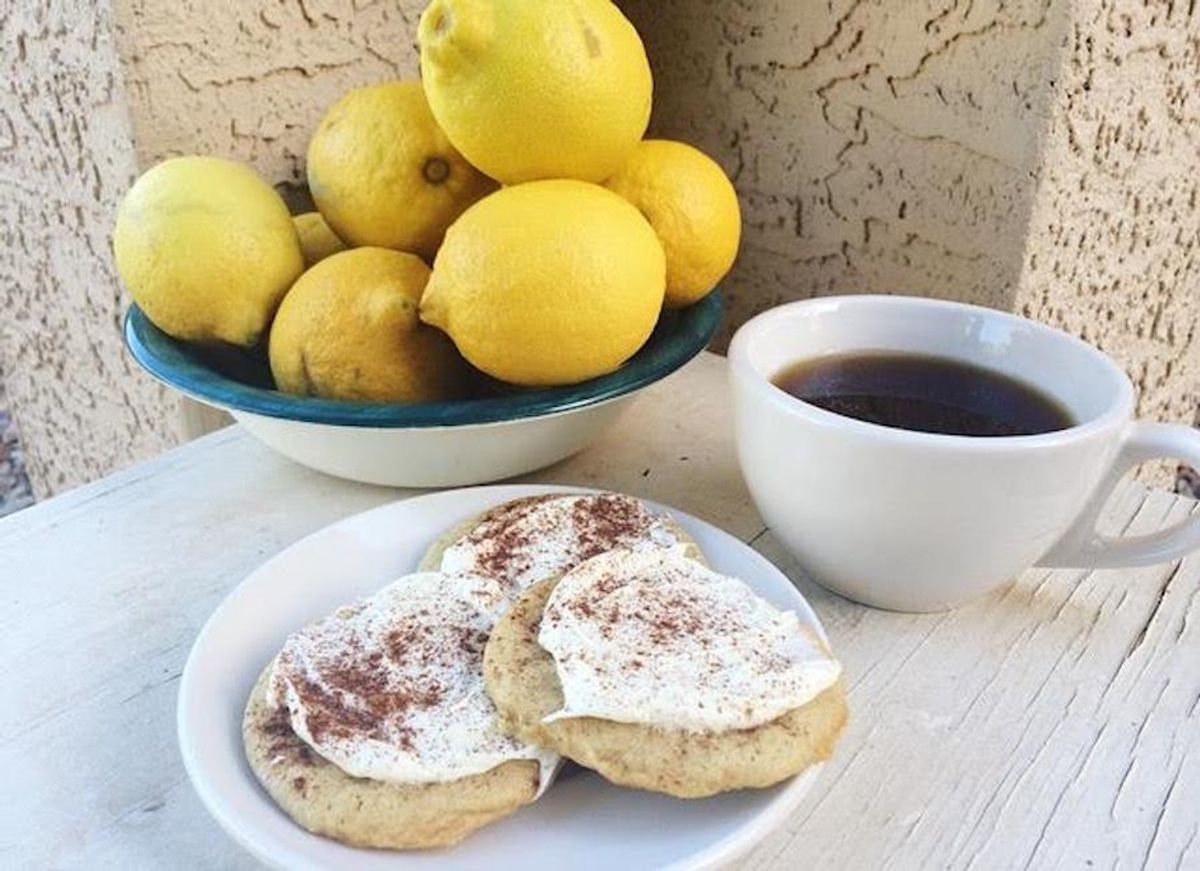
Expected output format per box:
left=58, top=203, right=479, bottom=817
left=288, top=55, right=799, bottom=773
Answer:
left=1, top=0, right=1197, bottom=496
left=625, top=0, right=1199, bottom=427
left=0, top=1, right=176, bottom=496
left=625, top=0, right=1064, bottom=331
left=112, top=0, right=426, bottom=205
left=1017, top=0, right=1200, bottom=426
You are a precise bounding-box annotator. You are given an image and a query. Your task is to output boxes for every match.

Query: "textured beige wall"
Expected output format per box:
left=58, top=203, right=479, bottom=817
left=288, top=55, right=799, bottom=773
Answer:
left=2, top=0, right=1197, bottom=496
left=623, top=0, right=1065, bottom=334
left=0, top=1, right=176, bottom=496
left=1018, top=0, right=1200, bottom=426
left=112, top=0, right=425, bottom=205
left=624, top=0, right=1199, bottom=426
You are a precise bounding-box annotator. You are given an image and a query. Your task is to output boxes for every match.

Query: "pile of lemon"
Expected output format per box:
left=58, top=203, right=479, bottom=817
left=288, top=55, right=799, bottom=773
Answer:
left=113, top=0, right=740, bottom=401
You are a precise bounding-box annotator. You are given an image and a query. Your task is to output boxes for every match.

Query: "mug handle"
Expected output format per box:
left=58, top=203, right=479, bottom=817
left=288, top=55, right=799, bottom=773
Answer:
left=1039, top=422, right=1200, bottom=569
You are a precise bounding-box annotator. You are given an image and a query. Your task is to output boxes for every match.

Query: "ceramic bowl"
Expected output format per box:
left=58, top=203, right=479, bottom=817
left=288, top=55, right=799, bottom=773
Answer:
left=124, top=294, right=722, bottom=487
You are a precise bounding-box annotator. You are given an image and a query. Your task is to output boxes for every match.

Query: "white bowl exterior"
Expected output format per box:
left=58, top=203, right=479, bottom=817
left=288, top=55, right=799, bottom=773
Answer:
left=229, top=398, right=634, bottom=487
left=729, top=296, right=1134, bottom=612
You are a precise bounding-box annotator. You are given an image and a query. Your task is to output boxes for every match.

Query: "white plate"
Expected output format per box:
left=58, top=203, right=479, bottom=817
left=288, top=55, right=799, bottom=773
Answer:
left=178, top=484, right=830, bottom=871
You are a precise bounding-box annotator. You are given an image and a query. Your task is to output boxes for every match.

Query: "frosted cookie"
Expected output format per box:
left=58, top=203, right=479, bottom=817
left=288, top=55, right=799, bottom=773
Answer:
left=419, top=492, right=706, bottom=594
left=484, top=548, right=847, bottom=799
left=243, top=572, right=557, bottom=850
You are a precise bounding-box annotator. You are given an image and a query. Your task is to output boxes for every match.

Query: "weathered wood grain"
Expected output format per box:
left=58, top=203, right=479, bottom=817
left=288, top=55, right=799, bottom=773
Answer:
left=743, top=491, right=1200, bottom=870
left=1, top=353, right=1196, bottom=869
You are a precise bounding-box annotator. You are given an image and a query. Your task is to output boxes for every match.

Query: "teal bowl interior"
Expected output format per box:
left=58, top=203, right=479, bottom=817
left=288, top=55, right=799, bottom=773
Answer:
left=123, top=292, right=723, bottom=428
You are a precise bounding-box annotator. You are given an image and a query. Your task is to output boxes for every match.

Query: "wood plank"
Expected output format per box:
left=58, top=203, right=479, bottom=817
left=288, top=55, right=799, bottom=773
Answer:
left=743, top=486, right=1200, bottom=870
left=525, top=353, right=760, bottom=541
left=0, top=428, right=391, bottom=870
left=0, top=354, right=741, bottom=869
left=2, top=350, right=1197, bottom=870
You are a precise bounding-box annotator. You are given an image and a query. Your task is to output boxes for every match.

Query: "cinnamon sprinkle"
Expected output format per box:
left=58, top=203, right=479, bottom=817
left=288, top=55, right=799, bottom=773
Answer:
left=260, top=704, right=315, bottom=765
left=275, top=602, right=479, bottom=753
left=269, top=572, right=554, bottom=784
left=538, top=547, right=842, bottom=732
left=452, top=494, right=668, bottom=590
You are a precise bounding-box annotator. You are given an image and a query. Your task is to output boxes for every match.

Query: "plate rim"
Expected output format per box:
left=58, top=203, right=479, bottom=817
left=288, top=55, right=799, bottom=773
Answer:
left=177, top=484, right=829, bottom=870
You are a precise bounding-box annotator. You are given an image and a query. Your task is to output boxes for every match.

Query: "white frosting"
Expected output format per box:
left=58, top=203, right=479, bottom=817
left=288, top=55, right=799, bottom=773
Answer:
left=270, top=572, right=558, bottom=789
left=538, top=548, right=842, bottom=732
left=439, top=493, right=679, bottom=594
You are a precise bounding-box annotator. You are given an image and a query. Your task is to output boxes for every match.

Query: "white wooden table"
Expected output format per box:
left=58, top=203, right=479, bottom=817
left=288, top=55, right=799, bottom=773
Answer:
left=3, top=353, right=1198, bottom=870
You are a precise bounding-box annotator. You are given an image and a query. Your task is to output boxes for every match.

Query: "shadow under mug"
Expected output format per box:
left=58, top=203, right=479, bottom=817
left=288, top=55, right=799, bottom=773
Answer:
left=728, top=295, right=1200, bottom=612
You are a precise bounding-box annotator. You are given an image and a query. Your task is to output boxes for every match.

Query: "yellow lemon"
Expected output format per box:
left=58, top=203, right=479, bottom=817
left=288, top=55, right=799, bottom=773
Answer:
left=605, top=139, right=741, bottom=308
left=306, top=80, right=495, bottom=260
left=420, top=180, right=665, bottom=386
left=293, top=212, right=347, bottom=267
left=269, top=247, right=470, bottom=403
left=113, top=156, right=303, bottom=346
left=418, top=0, right=652, bottom=184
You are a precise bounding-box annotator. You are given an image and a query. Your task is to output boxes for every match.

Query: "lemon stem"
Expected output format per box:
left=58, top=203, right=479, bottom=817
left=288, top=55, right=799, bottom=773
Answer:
left=423, top=158, right=451, bottom=185
left=430, top=5, right=451, bottom=36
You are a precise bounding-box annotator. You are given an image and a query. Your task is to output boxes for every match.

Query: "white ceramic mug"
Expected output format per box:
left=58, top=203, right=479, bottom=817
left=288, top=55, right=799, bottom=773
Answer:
left=728, top=295, right=1200, bottom=612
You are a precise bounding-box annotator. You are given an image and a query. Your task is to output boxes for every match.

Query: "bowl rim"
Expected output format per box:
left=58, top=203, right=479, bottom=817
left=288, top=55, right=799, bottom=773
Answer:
left=123, top=292, right=723, bottom=428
